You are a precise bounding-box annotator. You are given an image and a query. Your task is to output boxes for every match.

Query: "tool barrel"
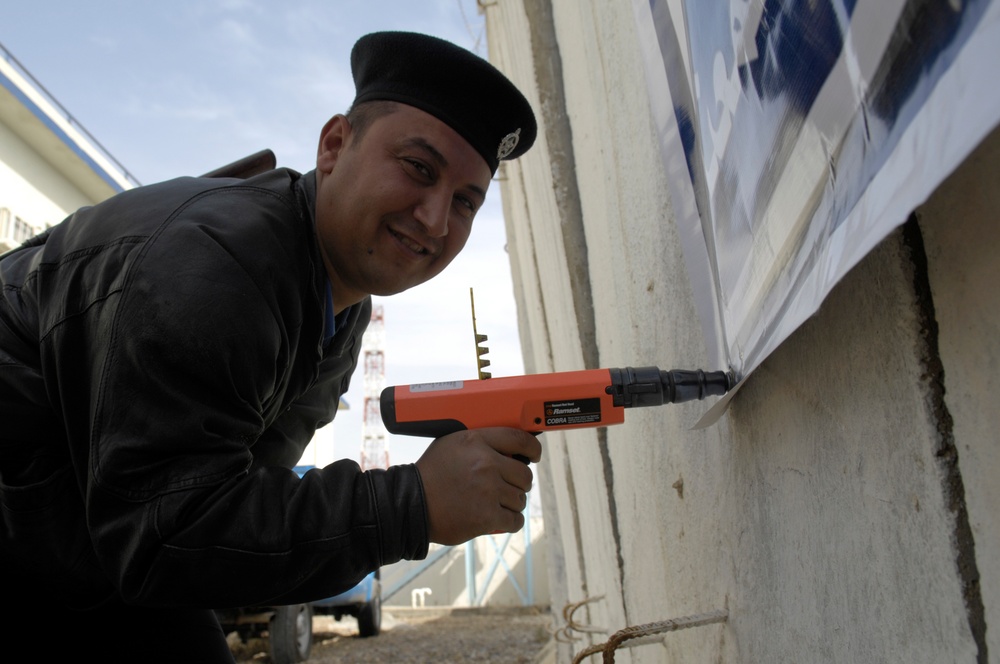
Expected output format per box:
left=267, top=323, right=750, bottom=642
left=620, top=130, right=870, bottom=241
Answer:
left=662, top=369, right=732, bottom=403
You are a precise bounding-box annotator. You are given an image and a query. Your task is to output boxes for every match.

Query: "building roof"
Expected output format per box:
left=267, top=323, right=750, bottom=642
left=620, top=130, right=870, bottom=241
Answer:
left=0, top=43, right=138, bottom=202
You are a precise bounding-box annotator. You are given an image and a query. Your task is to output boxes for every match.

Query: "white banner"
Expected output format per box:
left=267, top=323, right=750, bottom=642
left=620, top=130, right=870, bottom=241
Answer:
left=633, top=0, right=1000, bottom=389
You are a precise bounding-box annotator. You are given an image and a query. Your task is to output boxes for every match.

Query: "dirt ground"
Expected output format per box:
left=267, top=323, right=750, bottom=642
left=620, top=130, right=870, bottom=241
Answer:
left=228, top=605, right=554, bottom=664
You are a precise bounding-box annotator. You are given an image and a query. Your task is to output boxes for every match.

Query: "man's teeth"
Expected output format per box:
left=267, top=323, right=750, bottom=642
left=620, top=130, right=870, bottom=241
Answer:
left=392, top=229, right=426, bottom=254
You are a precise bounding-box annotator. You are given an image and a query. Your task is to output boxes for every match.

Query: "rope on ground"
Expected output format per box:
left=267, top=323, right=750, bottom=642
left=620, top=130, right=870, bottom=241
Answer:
left=570, top=609, right=728, bottom=664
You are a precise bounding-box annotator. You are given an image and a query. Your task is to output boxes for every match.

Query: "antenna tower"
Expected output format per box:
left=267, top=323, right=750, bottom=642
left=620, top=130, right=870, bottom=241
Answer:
left=360, top=304, right=389, bottom=470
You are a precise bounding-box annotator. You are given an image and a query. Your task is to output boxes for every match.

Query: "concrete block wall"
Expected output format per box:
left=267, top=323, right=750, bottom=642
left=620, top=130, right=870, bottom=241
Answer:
left=483, top=1, right=997, bottom=662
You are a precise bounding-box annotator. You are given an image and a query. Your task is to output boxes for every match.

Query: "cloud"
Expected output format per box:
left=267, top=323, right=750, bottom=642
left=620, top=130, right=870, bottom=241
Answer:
left=217, top=17, right=260, bottom=51
left=217, top=0, right=260, bottom=11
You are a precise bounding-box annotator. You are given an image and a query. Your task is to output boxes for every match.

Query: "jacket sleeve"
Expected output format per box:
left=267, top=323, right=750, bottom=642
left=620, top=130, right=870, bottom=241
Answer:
left=82, top=192, right=427, bottom=607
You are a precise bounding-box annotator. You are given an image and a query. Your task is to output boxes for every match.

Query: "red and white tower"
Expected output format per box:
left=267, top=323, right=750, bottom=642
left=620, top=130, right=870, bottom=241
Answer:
left=360, top=305, right=389, bottom=470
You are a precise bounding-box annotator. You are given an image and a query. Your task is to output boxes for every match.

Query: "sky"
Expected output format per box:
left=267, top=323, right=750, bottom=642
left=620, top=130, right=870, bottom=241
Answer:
left=3, top=0, right=527, bottom=467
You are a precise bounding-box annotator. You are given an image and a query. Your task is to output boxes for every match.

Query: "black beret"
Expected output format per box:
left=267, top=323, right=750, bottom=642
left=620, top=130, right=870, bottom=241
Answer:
left=350, top=31, right=537, bottom=174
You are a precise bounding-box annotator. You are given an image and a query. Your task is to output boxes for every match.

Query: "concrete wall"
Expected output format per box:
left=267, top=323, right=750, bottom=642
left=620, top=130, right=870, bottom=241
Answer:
left=483, top=1, right=997, bottom=662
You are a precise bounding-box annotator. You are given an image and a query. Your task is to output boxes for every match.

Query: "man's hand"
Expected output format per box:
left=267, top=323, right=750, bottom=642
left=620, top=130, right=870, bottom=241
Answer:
left=415, top=427, right=542, bottom=545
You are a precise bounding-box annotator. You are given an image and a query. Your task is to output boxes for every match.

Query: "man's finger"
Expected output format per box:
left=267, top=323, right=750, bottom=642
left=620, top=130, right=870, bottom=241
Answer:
left=494, top=506, right=526, bottom=534
left=500, top=455, right=534, bottom=492
left=478, top=428, right=542, bottom=463
left=499, top=485, right=528, bottom=513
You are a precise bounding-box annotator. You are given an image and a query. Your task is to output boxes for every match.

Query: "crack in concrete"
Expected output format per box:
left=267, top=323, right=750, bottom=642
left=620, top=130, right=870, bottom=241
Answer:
left=903, top=216, right=987, bottom=663
left=522, top=0, right=626, bottom=623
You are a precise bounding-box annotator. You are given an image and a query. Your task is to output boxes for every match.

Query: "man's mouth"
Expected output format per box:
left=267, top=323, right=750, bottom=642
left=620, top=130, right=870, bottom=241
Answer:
left=389, top=227, right=431, bottom=256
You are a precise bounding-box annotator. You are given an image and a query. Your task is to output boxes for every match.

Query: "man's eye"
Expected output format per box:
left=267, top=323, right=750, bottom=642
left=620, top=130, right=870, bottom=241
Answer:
left=454, top=196, right=476, bottom=217
left=406, top=159, right=431, bottom=178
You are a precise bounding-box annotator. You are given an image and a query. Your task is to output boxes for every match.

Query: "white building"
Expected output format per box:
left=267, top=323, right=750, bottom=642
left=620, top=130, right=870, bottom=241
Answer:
left=0, top=43, right=135, bottom=252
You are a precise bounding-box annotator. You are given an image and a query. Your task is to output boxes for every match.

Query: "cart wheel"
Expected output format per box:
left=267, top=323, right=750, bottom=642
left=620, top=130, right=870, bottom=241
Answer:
left=358, top=591, right=382, bottom=637
left=269, top=604, right=313, bottom=663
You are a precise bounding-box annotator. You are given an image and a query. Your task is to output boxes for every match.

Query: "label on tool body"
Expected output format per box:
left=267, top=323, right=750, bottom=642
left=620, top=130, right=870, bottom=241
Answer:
left=409, top=381, right=464, bottom=392
left=544, top=398, right=602, bottom=427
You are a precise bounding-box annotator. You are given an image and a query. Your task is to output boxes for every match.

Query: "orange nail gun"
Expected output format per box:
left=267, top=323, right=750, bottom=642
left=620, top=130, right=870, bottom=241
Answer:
left=380, top=366, right=734, bottom=438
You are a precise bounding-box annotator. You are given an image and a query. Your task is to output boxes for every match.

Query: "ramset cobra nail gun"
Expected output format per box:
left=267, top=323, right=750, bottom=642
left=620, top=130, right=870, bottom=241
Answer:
left=379, top=290, right=734, bottom=438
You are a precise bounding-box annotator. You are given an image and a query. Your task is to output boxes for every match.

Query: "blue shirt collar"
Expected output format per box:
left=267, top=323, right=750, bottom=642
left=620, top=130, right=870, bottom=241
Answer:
left=324, top=280, right=355, bottom=346
left=324, top=280, right=335, bottom=345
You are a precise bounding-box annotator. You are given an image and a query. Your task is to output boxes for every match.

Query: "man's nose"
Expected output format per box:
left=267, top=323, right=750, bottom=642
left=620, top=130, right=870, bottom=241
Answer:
left=414, top=192, right=450, bottom=238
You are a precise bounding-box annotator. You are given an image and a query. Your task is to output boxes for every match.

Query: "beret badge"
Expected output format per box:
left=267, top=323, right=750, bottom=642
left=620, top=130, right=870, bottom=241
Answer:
left=497, top=129, right=521, bottom=161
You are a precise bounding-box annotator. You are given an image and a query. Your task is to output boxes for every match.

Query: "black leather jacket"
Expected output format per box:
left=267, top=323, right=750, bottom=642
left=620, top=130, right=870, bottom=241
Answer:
left=0, top=168, right=428, bottom=609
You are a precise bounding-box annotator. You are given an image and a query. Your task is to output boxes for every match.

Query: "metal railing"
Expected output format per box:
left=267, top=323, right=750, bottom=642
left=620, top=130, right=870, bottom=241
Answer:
left=381, top=500, right=538, bottom=608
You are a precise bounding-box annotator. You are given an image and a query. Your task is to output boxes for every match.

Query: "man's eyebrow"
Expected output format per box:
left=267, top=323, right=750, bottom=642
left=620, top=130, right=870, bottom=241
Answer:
left=401, top=137, right=449, bottom=167
left=401, top=137, right=487, bottom=200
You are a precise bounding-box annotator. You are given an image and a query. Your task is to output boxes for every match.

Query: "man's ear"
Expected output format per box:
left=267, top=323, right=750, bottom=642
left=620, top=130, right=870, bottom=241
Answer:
left=316, top=114, right=351, bottom=173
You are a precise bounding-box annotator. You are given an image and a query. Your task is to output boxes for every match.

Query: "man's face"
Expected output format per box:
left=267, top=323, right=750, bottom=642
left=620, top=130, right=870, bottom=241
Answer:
left=314, top=104, right=493, bottom=310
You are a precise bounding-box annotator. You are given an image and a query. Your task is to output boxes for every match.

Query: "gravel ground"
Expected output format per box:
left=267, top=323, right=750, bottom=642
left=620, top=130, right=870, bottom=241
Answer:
left=229, top=606, right=554, bottom=664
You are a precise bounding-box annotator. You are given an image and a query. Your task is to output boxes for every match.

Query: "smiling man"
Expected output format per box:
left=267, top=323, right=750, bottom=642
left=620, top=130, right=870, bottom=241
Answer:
left=0, top=31, right=539, bottom=660
left=314, top=103, right=490, bottom=303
